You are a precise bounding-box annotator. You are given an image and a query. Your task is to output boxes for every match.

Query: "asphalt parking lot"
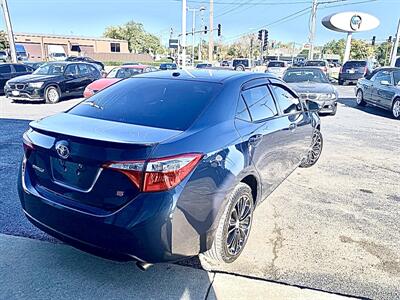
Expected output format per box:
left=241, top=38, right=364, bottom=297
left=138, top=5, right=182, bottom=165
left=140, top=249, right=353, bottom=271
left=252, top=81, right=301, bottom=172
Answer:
left=0, top=86, right=399, bottom=299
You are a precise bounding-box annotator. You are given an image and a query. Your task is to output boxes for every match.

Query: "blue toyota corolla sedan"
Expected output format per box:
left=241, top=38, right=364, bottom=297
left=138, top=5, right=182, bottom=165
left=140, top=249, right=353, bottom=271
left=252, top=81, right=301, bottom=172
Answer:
left=18, top=69, right=322, bottom=269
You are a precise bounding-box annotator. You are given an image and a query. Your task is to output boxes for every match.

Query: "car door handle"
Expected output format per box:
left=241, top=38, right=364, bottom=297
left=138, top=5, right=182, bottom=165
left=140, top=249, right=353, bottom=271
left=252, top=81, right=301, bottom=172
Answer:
left=289, top=123, right=297, bottom=132
left=248, top=134, right=262, bottom=146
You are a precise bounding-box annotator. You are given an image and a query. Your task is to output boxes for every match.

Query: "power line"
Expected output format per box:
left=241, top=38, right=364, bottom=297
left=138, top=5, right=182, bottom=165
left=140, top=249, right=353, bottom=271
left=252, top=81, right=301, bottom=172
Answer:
left=216, top=0, right=253, bottom=18
left=224, top=6, right=312, bottom=42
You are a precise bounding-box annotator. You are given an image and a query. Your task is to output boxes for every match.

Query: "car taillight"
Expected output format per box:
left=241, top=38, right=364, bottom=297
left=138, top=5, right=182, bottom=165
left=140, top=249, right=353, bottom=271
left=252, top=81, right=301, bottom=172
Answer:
left=22, top=132, right=34, bottom=158
left=103, top=161, right=145, bottom=189
left=143, top=153, right=203, bottom=192
left=103, top=153, right=203, bottom=192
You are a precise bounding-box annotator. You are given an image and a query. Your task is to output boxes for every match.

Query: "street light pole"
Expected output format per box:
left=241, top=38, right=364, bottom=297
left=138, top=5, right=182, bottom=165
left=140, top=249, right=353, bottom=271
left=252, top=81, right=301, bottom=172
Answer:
left=208, top=0, right=214, bottom=62
left=199, top=7, right=205, bottom=62
left=188, top=7, right=197, bottom=66
left=0, top=0, right=17, bottom=63
left=390, top=18, right=400, bottom=66
left=181, top=0, right=187, bottom=68
left=308, top=0, right=318, bottom=60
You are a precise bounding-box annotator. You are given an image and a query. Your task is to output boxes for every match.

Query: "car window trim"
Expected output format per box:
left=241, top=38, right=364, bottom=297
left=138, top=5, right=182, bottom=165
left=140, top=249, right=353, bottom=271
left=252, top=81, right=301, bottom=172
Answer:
left=269, top=83, right=305, bottom=116
left=239, top=81, right=280, bottom=123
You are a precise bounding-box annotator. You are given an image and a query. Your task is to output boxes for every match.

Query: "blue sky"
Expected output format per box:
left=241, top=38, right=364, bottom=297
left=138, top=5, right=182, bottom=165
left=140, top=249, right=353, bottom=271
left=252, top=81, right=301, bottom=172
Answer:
left=0, top=0, right=398, bottom=46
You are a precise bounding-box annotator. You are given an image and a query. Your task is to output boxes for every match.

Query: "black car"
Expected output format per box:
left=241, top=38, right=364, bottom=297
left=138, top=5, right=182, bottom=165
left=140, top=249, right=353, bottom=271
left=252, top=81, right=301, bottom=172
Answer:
left=338, top=60, right=374, bottom=85
left=65, top=56, right=105, bottom=70
left=5, top=62, right=101, bottom=103
left=23, top=61, right=45, bottom=70
left=159, top=63, right=177, bottom=70
left=196, top=63, right=213, bottom=69
left=0, top=63, right=34, bottom=94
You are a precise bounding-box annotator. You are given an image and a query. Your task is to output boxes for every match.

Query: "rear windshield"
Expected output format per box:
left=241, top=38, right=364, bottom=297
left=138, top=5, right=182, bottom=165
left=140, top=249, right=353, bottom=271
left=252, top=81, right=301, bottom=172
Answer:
left=283, top=69, right=329, bottom=83
left=268, top=61, right=285, bottom=67
left=305, top=61, right=325, bottom=67
left=343, top=61, right=366, bottom=68
left=68, top=78, right=222, bottom=131
left=107, top=67, right=143, bottom=78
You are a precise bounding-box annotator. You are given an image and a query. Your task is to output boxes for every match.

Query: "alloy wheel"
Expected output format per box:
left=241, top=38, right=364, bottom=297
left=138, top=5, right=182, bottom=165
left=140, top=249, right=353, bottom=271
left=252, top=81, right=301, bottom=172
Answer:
left=225, top=195, right=252, bottom=257
left=356, top=90, right=363, bottom=105
left=304, top=130, right=323, bottom=166
left=393, top=100, right=400, bottom=118
left=47, top=88, right=59, bottom=103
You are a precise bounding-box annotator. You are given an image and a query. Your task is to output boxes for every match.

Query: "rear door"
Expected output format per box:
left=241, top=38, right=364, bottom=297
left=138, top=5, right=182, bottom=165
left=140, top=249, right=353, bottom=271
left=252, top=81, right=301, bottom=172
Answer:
left=371, top=70, right=394, bottom=107
left=13, top=64, right=33, bottom=77
left=77, top=64, right=94, bottom=94
left=234, top=79, right=294, bottom=199
left=63, top=63, right=81, bottom=95
left=0, top=64, right=13, bottom=92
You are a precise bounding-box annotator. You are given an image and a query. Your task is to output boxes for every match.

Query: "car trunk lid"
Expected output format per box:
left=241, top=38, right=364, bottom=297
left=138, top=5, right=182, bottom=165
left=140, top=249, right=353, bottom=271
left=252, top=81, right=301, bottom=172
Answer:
left=25, top=113, right=182, bottom=212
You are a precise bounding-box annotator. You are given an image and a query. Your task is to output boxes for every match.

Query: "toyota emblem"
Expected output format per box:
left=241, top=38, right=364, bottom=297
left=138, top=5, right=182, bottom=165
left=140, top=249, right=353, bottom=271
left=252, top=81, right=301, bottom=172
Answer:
left=55, top=140, right=70, bottom=159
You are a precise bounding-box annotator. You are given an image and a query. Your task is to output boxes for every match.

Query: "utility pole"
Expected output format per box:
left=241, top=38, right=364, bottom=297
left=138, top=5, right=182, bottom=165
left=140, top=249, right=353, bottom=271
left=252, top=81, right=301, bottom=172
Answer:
left=208, top=0, right=214, bottom=62
left=308, top=0, right=318, bottom=60
left=181, top=0, right=187, bottom=68
left=390, top=18, right=400, bottom=66
left=188, top=7, right=197, bottom=66
left=198, top=7, right=205, bottom=62
left=1, top=0, right=17, bottom=63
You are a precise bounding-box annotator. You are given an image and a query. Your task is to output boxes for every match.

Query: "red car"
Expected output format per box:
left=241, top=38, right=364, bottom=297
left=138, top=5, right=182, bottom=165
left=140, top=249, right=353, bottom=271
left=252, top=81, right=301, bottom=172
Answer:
left=83, top=65, right=154, bottom=98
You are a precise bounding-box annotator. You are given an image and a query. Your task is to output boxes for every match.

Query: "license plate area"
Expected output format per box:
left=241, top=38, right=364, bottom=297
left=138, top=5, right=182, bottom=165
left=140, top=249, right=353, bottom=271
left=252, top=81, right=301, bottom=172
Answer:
left=12, top=90, right=20, bottom=96
left=50, top=157, right=100, bottom=191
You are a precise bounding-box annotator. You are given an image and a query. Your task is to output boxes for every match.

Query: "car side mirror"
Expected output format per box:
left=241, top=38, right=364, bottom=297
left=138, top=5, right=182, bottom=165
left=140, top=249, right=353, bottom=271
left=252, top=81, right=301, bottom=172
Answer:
left=380, top=80, right=391, bottom=86
left=306, top=100, right=321, bottom=112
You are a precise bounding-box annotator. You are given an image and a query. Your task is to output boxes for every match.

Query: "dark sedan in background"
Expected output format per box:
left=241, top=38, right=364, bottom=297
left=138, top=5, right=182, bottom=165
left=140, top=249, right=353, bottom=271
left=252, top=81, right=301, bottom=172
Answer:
left=5, top=61, right=101, bottom=103
left=356, top=67, right=400, bottom=119
left=65, top=56, right=105, bottom=70
left=338, top=60, right=374, bottom=85
left=18, top=70, right=322, bottom=269
left=0, top=63, right=34, bottom=93
left=283, top=67, right=338, bottom=115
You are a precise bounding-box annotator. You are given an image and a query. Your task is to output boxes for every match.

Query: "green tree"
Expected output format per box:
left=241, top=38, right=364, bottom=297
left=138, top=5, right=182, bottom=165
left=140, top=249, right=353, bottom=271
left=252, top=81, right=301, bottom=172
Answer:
left=104, top=21, right=165, bottom=54
left=0, top=30, right=8, bottom=50
left=322, top=39, right=374, bottom=61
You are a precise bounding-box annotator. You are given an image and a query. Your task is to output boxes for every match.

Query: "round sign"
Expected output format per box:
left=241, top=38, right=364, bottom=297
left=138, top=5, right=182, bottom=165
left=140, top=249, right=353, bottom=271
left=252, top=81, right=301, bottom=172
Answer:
left=322, top=12, right=379, bottom=33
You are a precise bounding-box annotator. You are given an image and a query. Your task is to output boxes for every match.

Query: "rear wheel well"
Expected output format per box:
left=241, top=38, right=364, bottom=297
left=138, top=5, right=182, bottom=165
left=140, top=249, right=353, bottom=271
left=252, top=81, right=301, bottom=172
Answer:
left=316, top=124, right=321, bottom=131
left=241, top=175, right=258, bottom=204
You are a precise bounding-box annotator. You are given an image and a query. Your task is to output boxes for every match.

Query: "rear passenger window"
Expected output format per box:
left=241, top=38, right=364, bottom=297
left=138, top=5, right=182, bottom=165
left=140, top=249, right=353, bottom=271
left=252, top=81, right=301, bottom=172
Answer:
left=241, top=85, right=277, bottom=122
left=0, top=65, right=11, bottom=73
left=14, top=65, right=27, bottom=72
left=78, top=64, right=90, bottom=75
left=270, top=85, right=302, bottom=114
left=236, top=97, right=251, bottom=122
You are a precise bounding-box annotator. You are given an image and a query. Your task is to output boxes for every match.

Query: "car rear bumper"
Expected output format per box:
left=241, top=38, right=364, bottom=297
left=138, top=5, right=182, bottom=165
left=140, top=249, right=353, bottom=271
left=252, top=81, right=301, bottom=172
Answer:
left=339, top=73, right=363, bottom=82
left=18, top=160, right=220, bottom=263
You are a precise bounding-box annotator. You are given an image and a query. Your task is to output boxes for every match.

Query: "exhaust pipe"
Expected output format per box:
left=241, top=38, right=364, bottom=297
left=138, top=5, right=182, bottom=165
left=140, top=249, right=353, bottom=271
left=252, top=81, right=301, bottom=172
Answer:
left=136, top=261, right=153, bottom=271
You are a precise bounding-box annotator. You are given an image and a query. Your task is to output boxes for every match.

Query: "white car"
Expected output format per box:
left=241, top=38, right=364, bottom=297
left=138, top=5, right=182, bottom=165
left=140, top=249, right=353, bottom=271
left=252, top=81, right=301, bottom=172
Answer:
left=265, top=61, right=288, bottom=78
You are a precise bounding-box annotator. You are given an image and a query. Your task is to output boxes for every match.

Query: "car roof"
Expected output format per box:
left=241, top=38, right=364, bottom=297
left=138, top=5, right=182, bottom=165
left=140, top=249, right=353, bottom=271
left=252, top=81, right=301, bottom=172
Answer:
left=135, top=69, right=274, bottom=84
left=118, top=64, right=148, bottom=69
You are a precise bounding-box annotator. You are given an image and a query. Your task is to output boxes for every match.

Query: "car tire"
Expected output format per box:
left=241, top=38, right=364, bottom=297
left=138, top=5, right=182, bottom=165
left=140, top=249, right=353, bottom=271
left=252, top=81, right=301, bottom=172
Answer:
left=392, top=98, right=400, bottom=119
left=299, top=129, right=323, bottom=168
left=45, top=86, right=60, bottom=104
left=338, top=79, right=344, bottom=85
left=356, top=89, right=367, bottom=106
left=200, top=182, right=254, bottom=269
left=235, top=65, right=245, bottom=71
left=330, top=105, right=337, bottom=116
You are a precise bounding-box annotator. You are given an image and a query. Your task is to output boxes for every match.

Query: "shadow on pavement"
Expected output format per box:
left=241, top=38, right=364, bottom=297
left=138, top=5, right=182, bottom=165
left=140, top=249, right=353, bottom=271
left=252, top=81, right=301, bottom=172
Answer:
left=338, top=97, right=394, bottom=119
left=0, top=234, right=215, bottom=300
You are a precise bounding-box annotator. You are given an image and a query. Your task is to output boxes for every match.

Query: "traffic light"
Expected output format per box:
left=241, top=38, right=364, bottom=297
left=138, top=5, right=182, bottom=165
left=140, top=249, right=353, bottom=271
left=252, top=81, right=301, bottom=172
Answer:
left=388, top=36, right=392, bottom=43
left=217, top=24, right=221, bottom=37
left=204, top=26, right=208, bottom=34
left=258, top=30, right=263, bottom=41
left=371, top=36, right=376, bottom=46
left=263, top=30, right=269, bottom=50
